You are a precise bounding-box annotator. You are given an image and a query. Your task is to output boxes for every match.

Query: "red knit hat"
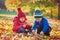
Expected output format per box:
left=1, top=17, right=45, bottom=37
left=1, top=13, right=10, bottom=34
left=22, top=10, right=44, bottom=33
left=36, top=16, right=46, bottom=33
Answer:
left=17, top=8, right=27, bottom=20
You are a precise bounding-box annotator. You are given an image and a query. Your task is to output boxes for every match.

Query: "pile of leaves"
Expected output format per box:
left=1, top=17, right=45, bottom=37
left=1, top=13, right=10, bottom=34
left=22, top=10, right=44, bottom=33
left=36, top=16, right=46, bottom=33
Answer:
left=0, top=16, right=60, bottom=40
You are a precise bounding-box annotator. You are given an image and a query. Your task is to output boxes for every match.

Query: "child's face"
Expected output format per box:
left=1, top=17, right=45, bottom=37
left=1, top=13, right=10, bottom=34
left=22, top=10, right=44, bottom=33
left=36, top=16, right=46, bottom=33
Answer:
left=35, top=18, right=42, bottom=22
left=19, top=17, right=25, bottom=22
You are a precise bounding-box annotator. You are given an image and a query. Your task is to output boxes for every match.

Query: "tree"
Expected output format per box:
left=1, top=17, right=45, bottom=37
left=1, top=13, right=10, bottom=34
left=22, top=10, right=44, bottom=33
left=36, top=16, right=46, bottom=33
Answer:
left=5, top=0, right=31, bottom=10
left=5, top=0, right=58, bottom=18
left=51, top=0, right=60, bottom=20
left=0, top=0, right=6, bottom=9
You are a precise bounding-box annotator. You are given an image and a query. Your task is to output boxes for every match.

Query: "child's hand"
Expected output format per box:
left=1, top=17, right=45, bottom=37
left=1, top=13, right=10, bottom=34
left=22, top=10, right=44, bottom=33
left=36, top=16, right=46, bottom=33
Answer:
left=32, top=30, right=34, bottom=34
left=30, top=23, right=33, bottom=26
left=32, top=30, right=37, bottom=35
left=23, top=24, right=26, bottom=28
left=40, top=32, right=44, bottom=35
left=25, top=29, right=28, bottom=31
left=32, top=30, right=35, bottom=32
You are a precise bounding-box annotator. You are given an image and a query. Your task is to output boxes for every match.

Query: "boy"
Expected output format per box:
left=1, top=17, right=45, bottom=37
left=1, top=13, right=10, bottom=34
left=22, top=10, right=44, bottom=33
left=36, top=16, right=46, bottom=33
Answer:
left=32, top=10, right=52, bottom=36
left=12, top=8, right=32, bottom=34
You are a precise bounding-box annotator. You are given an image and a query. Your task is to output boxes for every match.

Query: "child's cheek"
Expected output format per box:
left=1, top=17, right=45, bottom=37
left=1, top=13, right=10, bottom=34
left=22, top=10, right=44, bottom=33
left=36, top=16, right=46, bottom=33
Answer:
left=36, top=20, right=39, bottom=22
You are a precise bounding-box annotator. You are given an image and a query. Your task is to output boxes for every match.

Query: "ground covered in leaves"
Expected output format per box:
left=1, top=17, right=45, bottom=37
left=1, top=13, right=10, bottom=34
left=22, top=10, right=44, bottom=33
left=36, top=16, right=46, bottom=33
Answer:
left=0, top=16, right=60, bottom=40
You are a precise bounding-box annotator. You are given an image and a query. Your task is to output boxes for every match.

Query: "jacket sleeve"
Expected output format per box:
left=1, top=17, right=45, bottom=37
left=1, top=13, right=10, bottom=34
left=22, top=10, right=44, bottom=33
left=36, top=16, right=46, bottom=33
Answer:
left=25, top=24, right=32, bottom=29
left=13, top=21, right=23, bottom=31
left=41, top=19, right=49, bottom=33
left=32, top=21, right=37, bottom=31
left=12, top=17, right=23, bottom=32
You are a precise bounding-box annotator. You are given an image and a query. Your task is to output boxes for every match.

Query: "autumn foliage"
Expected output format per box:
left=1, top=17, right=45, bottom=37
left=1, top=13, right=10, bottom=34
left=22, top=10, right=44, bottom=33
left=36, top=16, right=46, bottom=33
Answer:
left=0, top=16, right=60, bottom=40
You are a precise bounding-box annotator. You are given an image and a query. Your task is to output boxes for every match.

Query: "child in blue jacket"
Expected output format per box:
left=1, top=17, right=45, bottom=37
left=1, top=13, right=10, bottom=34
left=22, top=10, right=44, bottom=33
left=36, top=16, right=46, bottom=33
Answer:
left=32, top=10, right=52, bottom=36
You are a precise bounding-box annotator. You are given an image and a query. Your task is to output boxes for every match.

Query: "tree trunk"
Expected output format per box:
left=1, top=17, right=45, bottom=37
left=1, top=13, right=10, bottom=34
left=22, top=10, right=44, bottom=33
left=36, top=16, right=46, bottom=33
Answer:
left=58, top=3, right=60, bottom=20
left=50, top=9, right=53, bottom=18
left=0, top=0, right=6, bottom=9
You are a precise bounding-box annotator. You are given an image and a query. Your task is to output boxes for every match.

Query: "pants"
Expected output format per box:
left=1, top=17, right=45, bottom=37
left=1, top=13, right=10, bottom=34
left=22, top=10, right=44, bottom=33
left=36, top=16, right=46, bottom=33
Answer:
left=37, top=26, right=52, bottom=36
left=17, top=28, right=32, bottom=33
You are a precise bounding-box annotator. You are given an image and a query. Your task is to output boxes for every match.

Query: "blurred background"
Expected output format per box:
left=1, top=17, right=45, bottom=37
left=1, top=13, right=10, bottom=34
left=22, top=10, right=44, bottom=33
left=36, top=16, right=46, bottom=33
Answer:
left=0, top=0, right=60, bottom=19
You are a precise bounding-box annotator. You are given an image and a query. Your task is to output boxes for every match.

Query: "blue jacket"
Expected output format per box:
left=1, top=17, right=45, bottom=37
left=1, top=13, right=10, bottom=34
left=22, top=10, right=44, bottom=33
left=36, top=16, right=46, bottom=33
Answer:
left=32, top=17, right=50, bottom=33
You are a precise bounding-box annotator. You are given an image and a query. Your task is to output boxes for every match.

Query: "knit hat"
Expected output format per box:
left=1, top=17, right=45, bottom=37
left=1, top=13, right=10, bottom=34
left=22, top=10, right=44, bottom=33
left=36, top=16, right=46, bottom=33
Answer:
left=35, top=7, right=40, bottom=11
left=34, top=10, right=43, bottom=18
left=17, top=8, right=27, bottom=20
